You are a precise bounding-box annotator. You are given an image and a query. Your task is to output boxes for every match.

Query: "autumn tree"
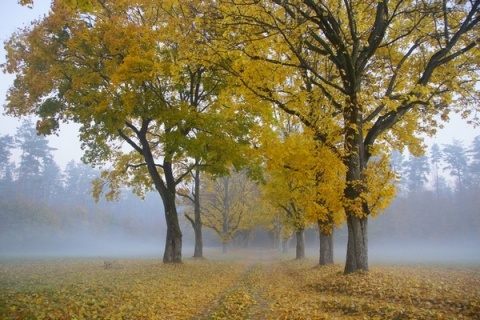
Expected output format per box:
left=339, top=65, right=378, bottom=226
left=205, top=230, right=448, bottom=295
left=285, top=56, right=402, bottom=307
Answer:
left=201, top=170, right=260, bottom=253
left=19, top=0, right=93, bottom=11
left=3, top=0, right=259, bottom=263
left=275, top=214, right=294, bottom=253
left=262, top=118, right=311, bottom=259
left=262, top=112, right=345, bottom=262
left=177, top=165, right=204, bottom=258
left=209, top=0, right=480, bottom=273
left=311, top=137, right=348, bottom=264
left=264, top=172, right=308, bottom=259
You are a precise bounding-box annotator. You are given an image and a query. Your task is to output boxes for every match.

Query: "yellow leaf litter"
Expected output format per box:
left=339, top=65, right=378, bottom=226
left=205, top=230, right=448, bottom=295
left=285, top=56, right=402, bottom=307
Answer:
left=0, top=250, right=479, bottom=319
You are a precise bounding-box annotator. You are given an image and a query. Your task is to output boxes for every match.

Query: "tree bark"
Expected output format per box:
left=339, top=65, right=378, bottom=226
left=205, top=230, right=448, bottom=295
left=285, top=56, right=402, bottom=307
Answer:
left=130, top=122, right=183, bottom=264
left=186, top=213, right=203, bottom=258
left=192, top=168, right=203, bottom=258
left=163, top=193, right=182, bottom=263
left=193, top=223, right=203, bottom=258
left=343, top=104, right=370, bottom=274
left=222, top=242, right=228, bottom=253
left=275, top=217, right=282, bottom=250
left=295, top=229, right=305, bottom=259
left=319, top=229, right=334, bottom=265
left=344, top=215, right=368, bottom=274
left=282, top=236, right=290, bottom=254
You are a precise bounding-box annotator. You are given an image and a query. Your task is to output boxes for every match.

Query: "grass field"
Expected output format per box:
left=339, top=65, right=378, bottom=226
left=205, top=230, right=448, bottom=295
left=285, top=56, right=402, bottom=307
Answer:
left=1, top=249, right=479, bottom=319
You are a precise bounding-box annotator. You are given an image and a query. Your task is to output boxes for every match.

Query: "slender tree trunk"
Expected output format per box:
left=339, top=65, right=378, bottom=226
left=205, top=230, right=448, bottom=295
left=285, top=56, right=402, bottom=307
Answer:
left=186, top=214, right=203, bottom=258
left=193, top=223, right=203, bottom=258
left=237, top=230, right=250, bottom=247
left=222, top=242, right=228, bottom=253
left=221, top=179, right=229, bottom=254
left=344, top=215, right=368, bottom=274
left=192, top=168, right=203, bottom=258
left=295, top=229, right=305, bottom=259
left=278, top=235, right=282, bottom=251
left=319, top=229, right=334, bottom=265
left=282, top=237, right=290, bottom=254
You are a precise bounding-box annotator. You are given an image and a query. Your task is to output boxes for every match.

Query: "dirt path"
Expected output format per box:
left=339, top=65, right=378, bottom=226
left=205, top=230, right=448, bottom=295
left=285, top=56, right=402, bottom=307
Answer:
left=192, top=250, right=283, bottom=319
left=191, top=251, right=342, bottom=320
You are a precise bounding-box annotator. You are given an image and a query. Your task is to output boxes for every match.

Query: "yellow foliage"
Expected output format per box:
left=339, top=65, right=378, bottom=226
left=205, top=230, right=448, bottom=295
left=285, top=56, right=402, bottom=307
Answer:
left=262, top=113, right=345, bottom=235
left=361, top=154, right=397, bottom=218
left=210, top=0, right=480, bottom=229
left=201, top=170, right=264, bottom=244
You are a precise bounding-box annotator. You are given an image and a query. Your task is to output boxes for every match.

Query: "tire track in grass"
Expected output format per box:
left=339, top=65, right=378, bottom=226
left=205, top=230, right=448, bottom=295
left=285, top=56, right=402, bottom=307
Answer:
left=192, top=261, right=262, bottom=320
left=193, top=261, right=272, bottom=320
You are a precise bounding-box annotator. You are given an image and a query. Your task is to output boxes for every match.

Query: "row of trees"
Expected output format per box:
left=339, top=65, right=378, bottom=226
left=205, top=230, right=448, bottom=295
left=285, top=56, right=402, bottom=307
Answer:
left=198, top=135, right=480, bottom=257
left=1, top=121, right=477, bottom=257
left=6, top=0, right=480, bottom=273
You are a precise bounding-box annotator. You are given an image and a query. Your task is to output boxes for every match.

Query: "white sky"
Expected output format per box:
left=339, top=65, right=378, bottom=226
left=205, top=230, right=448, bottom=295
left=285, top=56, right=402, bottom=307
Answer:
left=0, top=1, right=83, bottom=168
left=0, top=1, right=478, bottom=169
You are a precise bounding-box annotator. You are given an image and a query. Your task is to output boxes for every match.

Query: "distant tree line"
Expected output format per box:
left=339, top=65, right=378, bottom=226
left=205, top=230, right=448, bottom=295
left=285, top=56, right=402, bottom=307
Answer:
left=393, top=137, right=480, bottom=194
left=0, top=120, right=164, bottom=255
left=374, top=137, right=480, bottom=243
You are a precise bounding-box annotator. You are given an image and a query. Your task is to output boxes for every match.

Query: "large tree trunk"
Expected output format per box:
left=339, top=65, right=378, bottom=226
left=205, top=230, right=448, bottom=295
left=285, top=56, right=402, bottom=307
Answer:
left=343, top=105, right=370, bottom=274
left=163, top=196, right=182, bottom=263
left=132, top=122, right=184, bottom=263
left=295, top=229, right=305, bottom=259
left=344, top=215, right=368, bottom=274
left=319, top=229, right=334, bottom=265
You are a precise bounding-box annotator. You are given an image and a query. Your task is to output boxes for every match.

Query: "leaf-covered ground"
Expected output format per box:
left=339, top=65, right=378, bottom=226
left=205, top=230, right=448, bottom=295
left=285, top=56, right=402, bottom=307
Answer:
left=1, top=250, right=479, bottom=319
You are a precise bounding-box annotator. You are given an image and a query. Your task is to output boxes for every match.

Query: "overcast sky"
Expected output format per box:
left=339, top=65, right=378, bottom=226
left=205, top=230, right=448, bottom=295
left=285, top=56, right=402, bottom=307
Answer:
left=1, top=1, right=84, bottom=168
left=0, top=1, right=478, bottom=169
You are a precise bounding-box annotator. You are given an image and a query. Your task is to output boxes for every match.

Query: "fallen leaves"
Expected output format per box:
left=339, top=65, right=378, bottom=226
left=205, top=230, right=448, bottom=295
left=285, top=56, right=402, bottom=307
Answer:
left=263, top=260, right=480, bottom=319
left=0, top=258, right=247, bottom=320
left=0, top=253, right=479, bottom=319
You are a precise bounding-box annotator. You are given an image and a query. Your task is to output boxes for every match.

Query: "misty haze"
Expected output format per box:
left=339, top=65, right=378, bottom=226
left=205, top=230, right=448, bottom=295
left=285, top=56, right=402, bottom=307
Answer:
left=1, top=112, right=480, bottom=320
left=2, top=122, right=478, bottom=264
left=1, top=0, right=480, bottom=318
